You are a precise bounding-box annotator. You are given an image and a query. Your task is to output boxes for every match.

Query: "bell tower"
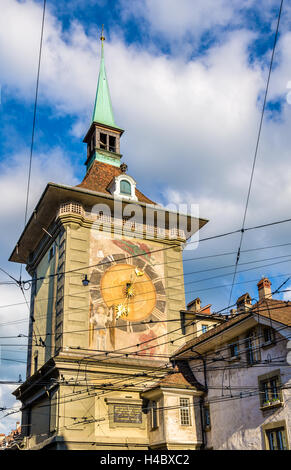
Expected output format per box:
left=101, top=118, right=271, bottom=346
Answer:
left=9, top=27, right=208, bottom=450
left=83, top=26, right=124, bottom=171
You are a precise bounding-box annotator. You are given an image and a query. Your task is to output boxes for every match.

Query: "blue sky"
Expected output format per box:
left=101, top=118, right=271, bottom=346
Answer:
left=1, top=0, right=291, bottom=435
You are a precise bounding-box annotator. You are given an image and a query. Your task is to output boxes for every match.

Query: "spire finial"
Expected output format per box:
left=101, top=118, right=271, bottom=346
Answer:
left=100, top=24, right=105, bottom=43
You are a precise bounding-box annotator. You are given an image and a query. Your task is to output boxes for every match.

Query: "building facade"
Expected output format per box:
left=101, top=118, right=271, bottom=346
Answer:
left=173, top=278, right=291, bottom=450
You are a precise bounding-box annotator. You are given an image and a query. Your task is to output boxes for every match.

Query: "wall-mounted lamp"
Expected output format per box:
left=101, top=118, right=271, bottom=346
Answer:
left=82, top=274, right=90, bottom=287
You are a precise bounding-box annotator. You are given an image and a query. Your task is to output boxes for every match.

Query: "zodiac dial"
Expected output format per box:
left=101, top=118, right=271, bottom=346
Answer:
left=89, top=240, right=167, bottom=338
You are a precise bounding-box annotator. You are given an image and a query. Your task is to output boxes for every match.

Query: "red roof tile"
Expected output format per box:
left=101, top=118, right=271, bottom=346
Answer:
left=76, top=161, right=155, bottom=204
left=157, top=372, right=196, bottom=388
left=146, top=362, right=205, bottom=391
left=173, top=298, right=291, bottom=357
left=252, top=298, right=291, bottom=326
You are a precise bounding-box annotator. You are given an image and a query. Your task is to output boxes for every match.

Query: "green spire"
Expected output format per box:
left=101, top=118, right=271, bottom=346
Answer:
left=92, top=27, right=116, bottom=127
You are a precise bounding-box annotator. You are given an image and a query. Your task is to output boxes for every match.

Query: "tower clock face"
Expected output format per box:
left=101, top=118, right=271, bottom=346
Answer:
left=88, top=235, right=167, bottom=358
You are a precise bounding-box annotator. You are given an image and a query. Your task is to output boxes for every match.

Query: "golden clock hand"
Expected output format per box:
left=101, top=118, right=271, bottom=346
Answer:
left=115, top=267, right=141, bottom=320
left=134, top=267, right=145, bottom=277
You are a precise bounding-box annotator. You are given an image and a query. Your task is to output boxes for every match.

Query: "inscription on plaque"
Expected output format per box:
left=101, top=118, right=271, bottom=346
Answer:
left=113, top=404, right=142, bottom=424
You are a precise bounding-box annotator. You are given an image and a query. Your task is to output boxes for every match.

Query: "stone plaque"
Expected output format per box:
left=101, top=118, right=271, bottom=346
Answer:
left=113, top=404, right=142, bottom=424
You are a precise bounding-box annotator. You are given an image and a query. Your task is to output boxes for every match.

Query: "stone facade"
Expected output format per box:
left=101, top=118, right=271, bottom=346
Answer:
left=10, top=189, right=205, bottom=450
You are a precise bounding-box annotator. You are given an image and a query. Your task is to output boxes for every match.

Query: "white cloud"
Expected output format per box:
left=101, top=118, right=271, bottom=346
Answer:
left=120, top=0, right=237, bottom=39
left=118, top=0, right=283, bottom=49
left=0, top=1, right=290, bottom=282
left=0, top=148, right=78, bottom=255
left=0, top=0, right=97, bottom=116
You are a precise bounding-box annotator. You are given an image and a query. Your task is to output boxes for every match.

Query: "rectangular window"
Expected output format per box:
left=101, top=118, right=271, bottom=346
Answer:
left=180, top=312, right=186, bottom=335
left=261, top=377, right=280, bottom=405
left=258, top=370, right=282, bottom=408
left=48, top=245, right=55, bottom=262
left=204, top=405, right=211, bottom=428
left=266, top=427, right=288, bottom=450
left=263, top=327, right=275, bottom=345
left=109, top=135, right=116, bottom=152
left=34, top=352, right=38, bottom=373
left=246, top=329, right=261, bottom=365
left=25, top=408, right=32, bottom=437
left=201, top=324, right=208, bottom=334
left=229, top=338, right=239, bottom=358
left=100, top=133, right=107, bottom=149
left=180, top=398, right=191, bottom=426
left=150, top=401, right=158, bottom=429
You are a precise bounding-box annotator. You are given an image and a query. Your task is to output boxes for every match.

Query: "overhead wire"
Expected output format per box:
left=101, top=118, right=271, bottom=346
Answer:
left=228, top=0, right=284, bottom=306
left=15, top=214, right=291, bottom=287
left=0, top=293, right=290, bottom=345
left=0, top=251, right=291, bottom=318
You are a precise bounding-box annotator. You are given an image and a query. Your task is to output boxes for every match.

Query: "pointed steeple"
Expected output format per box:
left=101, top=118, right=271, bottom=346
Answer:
left=92, top=26, right=116, bottom=127
left=83, top=26, right=124, bottom=172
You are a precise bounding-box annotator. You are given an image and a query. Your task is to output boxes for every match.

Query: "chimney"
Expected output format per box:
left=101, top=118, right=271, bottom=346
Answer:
left=236, top=293, right=252, bottom=313
left=257, top=277, right=272, bottom=301
left=187, top=297, right=201, bottom=312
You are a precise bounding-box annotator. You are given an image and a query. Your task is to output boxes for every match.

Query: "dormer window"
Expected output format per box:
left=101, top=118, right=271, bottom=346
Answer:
left=120, top=179, right=131, bottom=195
left=107, top=173, right=138, bottom=201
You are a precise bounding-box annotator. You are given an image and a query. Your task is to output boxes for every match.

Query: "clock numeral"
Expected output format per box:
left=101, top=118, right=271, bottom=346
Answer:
left=105, top=254, right=116, bottom=264
left=156, top=300, right=166, bottom=314
left=154, top=280, right=166, bottom=297
left=90, top=288, right=101, bottom=302
left=152, top=307, right=166, bottom=321
left=90, top=270, right=102, bottom=285
left=131, top=258, right=146, bottom=270
left=144, top=264, right=159, bottom=280
left=112, top=253, right=127, bottom=264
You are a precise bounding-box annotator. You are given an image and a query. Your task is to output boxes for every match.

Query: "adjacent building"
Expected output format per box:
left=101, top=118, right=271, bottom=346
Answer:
left=173, top=278, right=291, bottom=450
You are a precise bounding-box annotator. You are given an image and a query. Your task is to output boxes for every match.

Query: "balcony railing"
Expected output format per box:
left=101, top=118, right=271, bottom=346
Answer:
left=57, top=203, right=186, bottom=241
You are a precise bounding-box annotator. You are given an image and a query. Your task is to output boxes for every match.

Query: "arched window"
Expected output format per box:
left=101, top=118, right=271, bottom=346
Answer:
left=120, top=180, right=131, bottom=195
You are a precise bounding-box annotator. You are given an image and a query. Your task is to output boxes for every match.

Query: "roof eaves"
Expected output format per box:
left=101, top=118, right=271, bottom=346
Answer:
left=173, top=312, right=253, bottom=358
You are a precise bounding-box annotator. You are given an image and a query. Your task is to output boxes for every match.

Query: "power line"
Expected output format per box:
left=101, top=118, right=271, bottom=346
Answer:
left=2, top=238, right=289, bottom=290
left=0, top=294, right=289, bottom=345
left=1, top=252, right=291, bottom=317
left=184, top=271, right=291, bottom=296
left=176, top=325, right=290, bottom=368
left=0, top=258, right=290, bottom=331
left=16, top=215, right=291, bottom=286
left=228, top=0, right=284, bottom=306
left=1, top=334, right=289, bottom=422
left=0, top=268, right=19, bottom=285
left=22, top=0, right=46, bottom=231
left=4, top=375, right=290, bottom=429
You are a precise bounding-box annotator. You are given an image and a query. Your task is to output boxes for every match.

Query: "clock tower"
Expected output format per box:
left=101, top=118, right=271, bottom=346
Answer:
left=9, top=31, right=208, bottom=450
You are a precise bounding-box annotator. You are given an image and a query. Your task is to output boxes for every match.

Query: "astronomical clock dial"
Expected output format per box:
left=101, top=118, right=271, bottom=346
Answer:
left=88, top=238, right=167, bottom=354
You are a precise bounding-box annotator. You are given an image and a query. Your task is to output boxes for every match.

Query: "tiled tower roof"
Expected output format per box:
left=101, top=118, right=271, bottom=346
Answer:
left=76, top=160, right=156, bottom=204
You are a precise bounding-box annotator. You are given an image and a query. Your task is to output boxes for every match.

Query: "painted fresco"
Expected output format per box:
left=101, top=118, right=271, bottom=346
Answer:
left=89, top=232, right=167, bottom=359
